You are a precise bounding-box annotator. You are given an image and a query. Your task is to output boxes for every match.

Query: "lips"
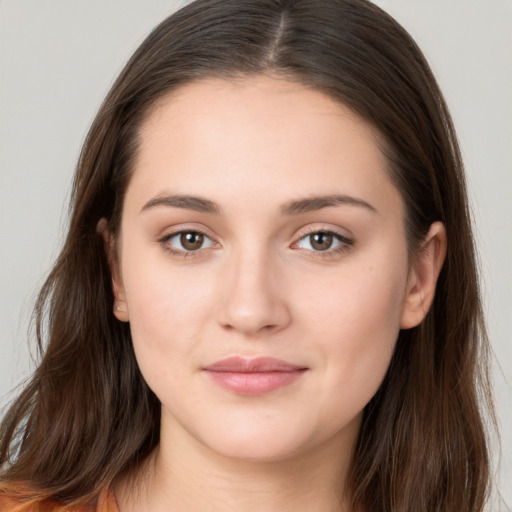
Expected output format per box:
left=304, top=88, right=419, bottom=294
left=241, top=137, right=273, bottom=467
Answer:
left=203, top=356, right=308, bottom=395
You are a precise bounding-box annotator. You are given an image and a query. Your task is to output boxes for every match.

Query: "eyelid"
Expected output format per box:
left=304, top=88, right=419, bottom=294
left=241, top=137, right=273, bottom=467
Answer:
left=158, top=225, right=221, bottom=257
left=167, top=231, right=214, bottom=248
left=156, top=222, right=217, bottom=239
left=294, top=224, right=353, bottom=242
left=157, top=224, right=353, bottom=258
left=291, top=226, right=354, bottom=253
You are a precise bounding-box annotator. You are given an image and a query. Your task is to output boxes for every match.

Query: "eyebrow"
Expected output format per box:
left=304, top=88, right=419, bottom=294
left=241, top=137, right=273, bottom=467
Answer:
left=280, top=194, right=377, bottom=215
left=141, top=194, right=220, bottom=214
left=140, top=193, right=377, bottom=215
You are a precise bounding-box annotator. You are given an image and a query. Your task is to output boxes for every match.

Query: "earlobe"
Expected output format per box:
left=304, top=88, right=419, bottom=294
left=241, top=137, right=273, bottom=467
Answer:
left=97, top=218, right=129, bottom=322
left=400, top=221, right=447, bottom=329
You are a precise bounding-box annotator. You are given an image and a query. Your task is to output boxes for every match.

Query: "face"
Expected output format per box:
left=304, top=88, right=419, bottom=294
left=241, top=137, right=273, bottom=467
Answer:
left=111, top=75, right=420, bottom=463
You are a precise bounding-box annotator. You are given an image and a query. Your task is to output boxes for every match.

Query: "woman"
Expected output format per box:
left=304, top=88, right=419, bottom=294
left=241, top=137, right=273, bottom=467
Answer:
left=0, top=0, right=496, bottom=511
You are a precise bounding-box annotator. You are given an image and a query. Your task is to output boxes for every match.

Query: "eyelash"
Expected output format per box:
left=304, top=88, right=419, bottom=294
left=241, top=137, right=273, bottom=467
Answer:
left=292, top=228, right=353, bottom=259
left=158, top=228, right=353, bottom=259
left=159, top=230, right=217, bottom=258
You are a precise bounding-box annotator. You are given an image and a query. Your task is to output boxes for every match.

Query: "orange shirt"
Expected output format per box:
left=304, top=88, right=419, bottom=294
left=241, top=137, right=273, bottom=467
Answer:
left=0, top=487, right=119, bottom=512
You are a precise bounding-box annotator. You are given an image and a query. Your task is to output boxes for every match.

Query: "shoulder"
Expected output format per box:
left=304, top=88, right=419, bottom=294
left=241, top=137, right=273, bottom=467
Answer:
left=0, top=485, right=117, bottom=512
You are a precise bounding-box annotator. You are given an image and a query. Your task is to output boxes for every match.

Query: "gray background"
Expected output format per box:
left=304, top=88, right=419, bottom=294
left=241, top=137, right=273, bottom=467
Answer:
left=1, top=0, right=510, bottom=505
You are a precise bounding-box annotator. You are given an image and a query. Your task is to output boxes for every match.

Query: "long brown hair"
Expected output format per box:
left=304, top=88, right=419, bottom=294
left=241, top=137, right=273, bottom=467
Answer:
left=0, top=1, right=495, bottom=510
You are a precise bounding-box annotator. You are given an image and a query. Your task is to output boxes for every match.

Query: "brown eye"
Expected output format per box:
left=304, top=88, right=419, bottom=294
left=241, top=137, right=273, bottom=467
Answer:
left=309, top=232, right=333, bottom=251
left=294, top=230, right=352, bottom=254
left=180, top=232, right=204, bottom=250
left=162, top=230, right=215, bottom=255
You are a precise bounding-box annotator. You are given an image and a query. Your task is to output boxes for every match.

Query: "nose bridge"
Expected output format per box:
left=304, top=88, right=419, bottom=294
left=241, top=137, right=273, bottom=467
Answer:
left=217, top=239, right=289, bottom=335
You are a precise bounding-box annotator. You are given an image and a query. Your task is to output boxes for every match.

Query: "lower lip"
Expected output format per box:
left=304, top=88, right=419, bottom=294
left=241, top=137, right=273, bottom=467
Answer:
left=204, top=370, right=307, bottom=395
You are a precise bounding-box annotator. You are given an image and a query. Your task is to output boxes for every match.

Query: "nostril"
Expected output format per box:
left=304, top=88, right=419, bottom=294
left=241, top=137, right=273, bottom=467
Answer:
left=216, top=263, right=291, bottom=335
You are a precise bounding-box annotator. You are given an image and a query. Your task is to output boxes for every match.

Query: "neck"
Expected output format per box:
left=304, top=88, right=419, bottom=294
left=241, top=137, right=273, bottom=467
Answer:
left=114, top=414, right=359, bottom=512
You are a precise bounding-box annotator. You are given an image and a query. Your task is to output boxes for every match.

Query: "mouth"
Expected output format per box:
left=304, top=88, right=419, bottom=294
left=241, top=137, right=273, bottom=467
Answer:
left=202, top=356, right=308, bottom=395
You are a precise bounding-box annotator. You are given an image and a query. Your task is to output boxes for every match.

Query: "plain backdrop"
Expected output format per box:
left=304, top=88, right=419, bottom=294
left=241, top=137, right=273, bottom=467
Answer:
left=1, top=0, right=511, bottom=506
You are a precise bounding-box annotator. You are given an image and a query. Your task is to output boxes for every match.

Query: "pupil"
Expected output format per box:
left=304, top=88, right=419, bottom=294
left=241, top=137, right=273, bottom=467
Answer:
left=311, top=232, right=333, bottom=251
left=181, top=232, right=203, bottom=250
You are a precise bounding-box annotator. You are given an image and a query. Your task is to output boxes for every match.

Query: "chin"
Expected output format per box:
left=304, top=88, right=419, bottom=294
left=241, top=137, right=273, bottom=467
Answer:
left=194, top=413, right=328, bottom=464
left=207, top=433, right=308, bottom=463
left=181, top=413, right=294, bottom=460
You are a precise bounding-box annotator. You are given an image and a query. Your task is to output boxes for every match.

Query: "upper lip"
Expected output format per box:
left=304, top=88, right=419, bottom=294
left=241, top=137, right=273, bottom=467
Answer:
left=203, top=356, right=306, bottom=373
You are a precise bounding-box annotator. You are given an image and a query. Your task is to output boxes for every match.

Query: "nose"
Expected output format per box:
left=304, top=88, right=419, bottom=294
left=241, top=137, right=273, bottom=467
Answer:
left=216, top=246, right=291, bottom=336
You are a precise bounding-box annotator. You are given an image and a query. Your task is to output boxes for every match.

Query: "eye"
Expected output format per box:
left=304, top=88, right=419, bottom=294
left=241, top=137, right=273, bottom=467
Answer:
left=295, top=230, right=352, bottom=253
left=161, top=230, right=215, bottom=254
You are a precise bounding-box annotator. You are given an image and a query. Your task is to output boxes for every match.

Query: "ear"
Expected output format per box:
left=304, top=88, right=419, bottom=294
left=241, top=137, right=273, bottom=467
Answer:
left=97, top=218, right=129, bottom=322
left=400, top=221, right=447, bottom=329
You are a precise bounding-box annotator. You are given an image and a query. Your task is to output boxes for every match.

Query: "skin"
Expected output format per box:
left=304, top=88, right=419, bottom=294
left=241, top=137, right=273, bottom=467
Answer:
left=105, top=75, right=446, bottom=512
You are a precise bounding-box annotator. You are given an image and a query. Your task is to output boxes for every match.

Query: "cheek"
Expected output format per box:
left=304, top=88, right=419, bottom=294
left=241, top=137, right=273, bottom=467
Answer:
left=119, top=249, right=217, bottom=386
left=295, top=256, right=407, bottom=411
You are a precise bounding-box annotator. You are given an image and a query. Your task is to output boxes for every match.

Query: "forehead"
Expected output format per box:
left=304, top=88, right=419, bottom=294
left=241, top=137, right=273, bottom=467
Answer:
left=126, top=75, right=402, bottom=221
left=139, top=75, right=385, bottom=158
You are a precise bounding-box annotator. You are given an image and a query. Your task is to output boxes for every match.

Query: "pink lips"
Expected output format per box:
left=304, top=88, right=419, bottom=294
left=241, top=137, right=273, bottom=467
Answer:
left=203, top=356, right=307, bottom=395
